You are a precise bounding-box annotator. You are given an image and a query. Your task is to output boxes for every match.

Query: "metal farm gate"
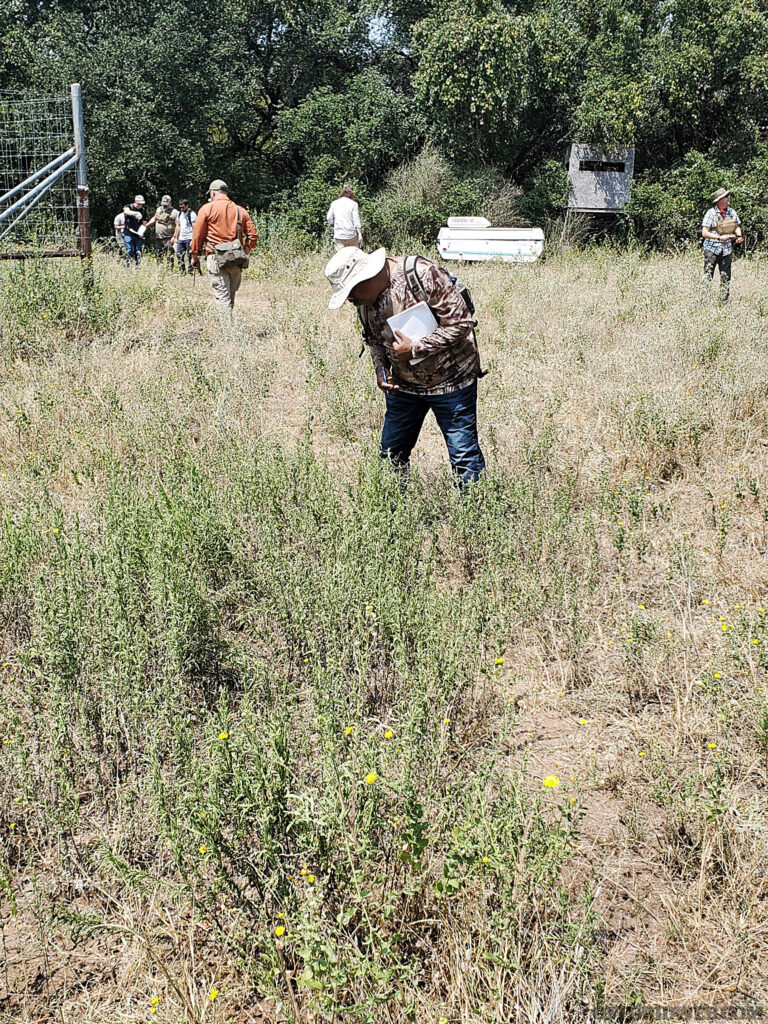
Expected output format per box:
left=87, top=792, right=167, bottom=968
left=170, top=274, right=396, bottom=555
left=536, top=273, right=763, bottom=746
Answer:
left=0, top=83, right=92, bottom=275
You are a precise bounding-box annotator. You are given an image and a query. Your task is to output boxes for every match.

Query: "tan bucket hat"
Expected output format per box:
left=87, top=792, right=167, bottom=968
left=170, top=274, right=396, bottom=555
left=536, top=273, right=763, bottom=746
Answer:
left=710, top=187, right=731, bottom=204
left=324, top=246, right=386, bottom=310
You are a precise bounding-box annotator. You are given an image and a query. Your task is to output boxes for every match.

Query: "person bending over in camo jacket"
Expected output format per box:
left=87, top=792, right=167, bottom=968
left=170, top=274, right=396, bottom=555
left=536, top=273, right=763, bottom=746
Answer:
left=325, top=246, right=485, bottom=486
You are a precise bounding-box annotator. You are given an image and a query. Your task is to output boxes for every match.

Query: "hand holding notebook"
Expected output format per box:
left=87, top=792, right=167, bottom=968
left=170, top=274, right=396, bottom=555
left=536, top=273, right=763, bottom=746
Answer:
left=386, top=301, right=437, bottom=365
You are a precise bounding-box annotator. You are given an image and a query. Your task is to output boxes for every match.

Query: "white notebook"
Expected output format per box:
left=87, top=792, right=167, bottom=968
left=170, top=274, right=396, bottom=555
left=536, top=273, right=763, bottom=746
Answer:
left=386, top=301, right=438, bottom=366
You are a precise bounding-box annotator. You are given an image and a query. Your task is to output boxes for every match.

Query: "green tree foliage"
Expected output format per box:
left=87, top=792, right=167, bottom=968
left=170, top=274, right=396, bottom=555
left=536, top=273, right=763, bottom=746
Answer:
left=1, top=0, right=767, bottom=242
left=412, top=0, right=583, bottom=171
left=275, top=71, right=426, bottom=183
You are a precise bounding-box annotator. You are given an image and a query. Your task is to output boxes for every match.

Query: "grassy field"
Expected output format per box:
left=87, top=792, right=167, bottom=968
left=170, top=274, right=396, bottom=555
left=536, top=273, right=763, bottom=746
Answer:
left=1, top=247, right=767, bottom=1023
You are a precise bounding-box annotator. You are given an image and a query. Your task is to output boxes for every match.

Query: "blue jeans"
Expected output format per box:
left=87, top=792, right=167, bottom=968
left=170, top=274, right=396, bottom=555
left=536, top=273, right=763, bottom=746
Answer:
left=381, top=380, right=485, bottom=485
left=175, top=239, right=192, bottom=273
left=124, top=233, right=144, bottom=266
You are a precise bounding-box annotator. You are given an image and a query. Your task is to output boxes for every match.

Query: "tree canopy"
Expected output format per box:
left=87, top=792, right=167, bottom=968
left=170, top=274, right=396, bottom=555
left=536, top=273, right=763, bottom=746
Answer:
left=1, top=0, right=767, bottom=242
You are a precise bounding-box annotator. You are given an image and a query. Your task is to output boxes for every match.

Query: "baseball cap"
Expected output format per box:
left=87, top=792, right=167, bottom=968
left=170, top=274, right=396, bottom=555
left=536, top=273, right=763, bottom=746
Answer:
left=161, top=194, right=172, bottom=205
left=324, top=247, right=387, bottom=310
left=208, top=179, right=229, bottom=193
left=134, top=195, right=145, bottom=204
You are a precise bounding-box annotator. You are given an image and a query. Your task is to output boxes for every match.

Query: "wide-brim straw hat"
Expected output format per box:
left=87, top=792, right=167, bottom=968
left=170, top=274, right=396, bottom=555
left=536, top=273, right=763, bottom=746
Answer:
left=710, top=187, right=731, bottom=204
left=325, top=247, right=386, bottom=310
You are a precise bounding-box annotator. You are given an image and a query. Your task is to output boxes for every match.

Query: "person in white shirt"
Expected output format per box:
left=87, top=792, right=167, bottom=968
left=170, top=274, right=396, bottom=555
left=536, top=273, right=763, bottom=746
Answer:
left=326, top=186, right=363, bottom=251
left=113, top=211, right=126, bottom=252
left=170, top=198, right=198, bottom=275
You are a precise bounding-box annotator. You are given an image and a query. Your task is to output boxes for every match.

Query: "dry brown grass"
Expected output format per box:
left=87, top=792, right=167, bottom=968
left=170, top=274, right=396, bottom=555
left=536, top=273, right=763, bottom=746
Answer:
left=1, top=248, right=767, bottom=1022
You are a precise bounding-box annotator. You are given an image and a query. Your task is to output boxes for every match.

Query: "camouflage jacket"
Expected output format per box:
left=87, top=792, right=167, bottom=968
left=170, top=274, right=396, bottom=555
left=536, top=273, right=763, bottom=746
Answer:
left=361, top=257, right=480, bottom=396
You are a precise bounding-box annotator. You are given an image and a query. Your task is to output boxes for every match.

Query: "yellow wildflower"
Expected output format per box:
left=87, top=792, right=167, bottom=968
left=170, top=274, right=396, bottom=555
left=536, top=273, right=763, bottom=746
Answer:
left=275, top=925, right=285, bottom=937
left=218, top=731, right=228, bottom=740
left=542, top=775, right=560, bottom=788
left=344, top=726, right=352, bottom=735
left=199, top=844, right=207, bottom=854
left=365, top=772, right=378, bottom=785
left=209, top=988, right=220, bottom=1001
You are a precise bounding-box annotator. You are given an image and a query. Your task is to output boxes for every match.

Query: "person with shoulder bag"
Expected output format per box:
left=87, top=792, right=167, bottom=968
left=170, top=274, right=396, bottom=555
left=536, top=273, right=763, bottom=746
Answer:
left=324, top=246, right=486, bottom=488
left=190, top=179, right=258, bottom=318
left=701, top=187, right=744, bottom=305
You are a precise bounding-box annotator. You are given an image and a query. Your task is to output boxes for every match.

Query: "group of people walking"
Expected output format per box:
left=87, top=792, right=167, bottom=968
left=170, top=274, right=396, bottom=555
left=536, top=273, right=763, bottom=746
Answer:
left=114, top=194, right=198, bottom=273
left=112, top=181, right=365, bottom=318
left=114, top=180, right=258, bottom=317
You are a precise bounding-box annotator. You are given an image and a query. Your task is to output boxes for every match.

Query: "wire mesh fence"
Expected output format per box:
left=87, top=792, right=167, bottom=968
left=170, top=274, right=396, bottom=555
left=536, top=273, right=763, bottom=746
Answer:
left=0, top=90, right=79, bottom=255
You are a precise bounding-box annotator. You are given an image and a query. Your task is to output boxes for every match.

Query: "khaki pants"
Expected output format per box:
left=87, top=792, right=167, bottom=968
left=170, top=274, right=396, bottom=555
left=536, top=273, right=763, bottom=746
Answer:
left=334, top=237, right=359, bottom=251
left=206, top=255, right=242, bottom=316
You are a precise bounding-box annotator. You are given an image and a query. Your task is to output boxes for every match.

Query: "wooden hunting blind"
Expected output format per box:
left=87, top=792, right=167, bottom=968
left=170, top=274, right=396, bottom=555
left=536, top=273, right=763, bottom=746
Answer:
left=564, top=143, right=635, bottom=213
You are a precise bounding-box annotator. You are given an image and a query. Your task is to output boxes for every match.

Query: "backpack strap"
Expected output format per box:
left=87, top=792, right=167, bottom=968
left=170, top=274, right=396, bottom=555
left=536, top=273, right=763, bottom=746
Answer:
left=404, top=255, right=429, bottom=304
left=357, top=302, right=369, bottom=357
left=404, top=253, right=486, bottom=377
left=206, top=203, right=244, bottom=254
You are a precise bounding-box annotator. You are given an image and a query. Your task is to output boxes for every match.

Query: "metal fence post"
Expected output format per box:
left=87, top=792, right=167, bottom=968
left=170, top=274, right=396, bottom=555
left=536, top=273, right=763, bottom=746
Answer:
left=70, top=82, right=93, bottom=289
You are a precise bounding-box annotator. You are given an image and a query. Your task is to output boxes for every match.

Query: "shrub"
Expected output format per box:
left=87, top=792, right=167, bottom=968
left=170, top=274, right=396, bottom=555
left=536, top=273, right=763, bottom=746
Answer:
left=518, top=159, right=571, bottom=227
left=365, top=143, right=523, bottom=249
left=627, top=149, right=768, bottom=248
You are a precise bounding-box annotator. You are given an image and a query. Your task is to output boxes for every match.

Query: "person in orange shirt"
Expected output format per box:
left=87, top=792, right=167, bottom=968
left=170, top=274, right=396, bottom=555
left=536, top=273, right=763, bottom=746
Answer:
left=190, top=179, right=258, bottom=318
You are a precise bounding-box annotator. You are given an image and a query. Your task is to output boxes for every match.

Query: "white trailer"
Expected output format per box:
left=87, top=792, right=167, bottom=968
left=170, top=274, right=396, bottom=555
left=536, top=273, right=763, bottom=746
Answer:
left=437, top=217, right=545, bottom=263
